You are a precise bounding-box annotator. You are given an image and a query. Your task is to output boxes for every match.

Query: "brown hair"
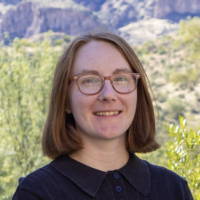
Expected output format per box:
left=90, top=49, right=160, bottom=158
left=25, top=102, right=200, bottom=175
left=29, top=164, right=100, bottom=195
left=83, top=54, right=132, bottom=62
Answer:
left=42, top=29, right=160, bottom=159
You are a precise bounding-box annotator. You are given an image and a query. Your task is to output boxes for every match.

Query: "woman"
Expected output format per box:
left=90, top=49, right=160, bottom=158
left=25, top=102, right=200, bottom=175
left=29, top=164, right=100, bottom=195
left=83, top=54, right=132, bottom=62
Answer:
left=13, top=30, right=193, bottom=200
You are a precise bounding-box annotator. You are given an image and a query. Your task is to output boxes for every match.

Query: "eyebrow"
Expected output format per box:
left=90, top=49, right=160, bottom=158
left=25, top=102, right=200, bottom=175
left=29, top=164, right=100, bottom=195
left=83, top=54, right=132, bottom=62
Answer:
left=113, top=68, right=132, bottom=74
left=79, top=70, right=100, bottom=75
left=79, top=68, right=132, bottom=75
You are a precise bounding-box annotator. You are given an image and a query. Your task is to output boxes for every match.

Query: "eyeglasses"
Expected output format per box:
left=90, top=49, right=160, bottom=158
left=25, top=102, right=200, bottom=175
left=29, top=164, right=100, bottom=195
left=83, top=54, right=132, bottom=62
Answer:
left=69, top=72, right=140, bottom=95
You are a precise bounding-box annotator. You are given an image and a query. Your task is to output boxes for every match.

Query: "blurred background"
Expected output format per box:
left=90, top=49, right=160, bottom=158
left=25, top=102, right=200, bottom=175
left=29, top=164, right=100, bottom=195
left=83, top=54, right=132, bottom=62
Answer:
left=0, top=0, right=200, bottom=199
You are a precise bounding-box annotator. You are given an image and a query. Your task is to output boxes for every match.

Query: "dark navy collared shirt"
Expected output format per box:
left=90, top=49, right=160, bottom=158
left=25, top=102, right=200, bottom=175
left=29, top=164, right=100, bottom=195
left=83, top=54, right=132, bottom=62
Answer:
left=13, top=153, right=193, bottom=200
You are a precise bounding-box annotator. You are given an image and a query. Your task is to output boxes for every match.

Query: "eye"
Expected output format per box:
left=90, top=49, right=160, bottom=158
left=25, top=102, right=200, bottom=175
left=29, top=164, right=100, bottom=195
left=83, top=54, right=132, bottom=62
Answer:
left=84, top=78, right=97, bottom=83
left=79, top=75, right=101, bottom=85
left=114, top=75, right=128, bottom=82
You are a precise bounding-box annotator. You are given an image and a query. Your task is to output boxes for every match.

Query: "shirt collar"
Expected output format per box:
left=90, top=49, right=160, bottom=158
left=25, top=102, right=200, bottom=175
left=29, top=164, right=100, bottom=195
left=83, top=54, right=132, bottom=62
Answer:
left=51, top=153, right=150, bottom=197
left=119, top=153, right=150, bottom=196
left=51, top=155, right=107, bottom=197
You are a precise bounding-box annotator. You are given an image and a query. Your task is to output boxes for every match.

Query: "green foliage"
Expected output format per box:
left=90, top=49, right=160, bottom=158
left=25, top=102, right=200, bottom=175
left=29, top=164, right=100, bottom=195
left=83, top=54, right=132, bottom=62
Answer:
left=166, top=116, right=200, bottom=199
left=54, top=39, right=63, bottom=46
left=179, top=17, right=200, bottom=62
left=167, top=17, right=200, bottom=88
left=0, top=38, right=61, bottom=199
left=137, top=41, right=157, bottom=55
left=156, top=92, right=167, bottom=103
left=166, top=98, right=186, bottom=121
left=168, top=67, right=199, bottom=90
left=157, top=45, right=167, bottom=55
left=64, top=35, right=70, bottom=43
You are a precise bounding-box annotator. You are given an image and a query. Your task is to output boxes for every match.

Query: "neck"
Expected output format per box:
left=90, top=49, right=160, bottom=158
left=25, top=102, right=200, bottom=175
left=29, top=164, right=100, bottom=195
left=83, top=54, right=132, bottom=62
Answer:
left=69, top=136, right=129, bottom=172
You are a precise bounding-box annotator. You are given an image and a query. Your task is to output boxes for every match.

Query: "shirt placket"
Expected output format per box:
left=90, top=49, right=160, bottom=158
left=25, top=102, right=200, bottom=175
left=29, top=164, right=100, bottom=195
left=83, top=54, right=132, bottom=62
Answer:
left=106, top=171, right=128, bottom=200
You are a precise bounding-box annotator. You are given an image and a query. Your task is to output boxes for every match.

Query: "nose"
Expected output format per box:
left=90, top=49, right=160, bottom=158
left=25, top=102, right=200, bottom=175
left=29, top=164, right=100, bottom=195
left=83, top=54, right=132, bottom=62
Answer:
left=98, top=80, right=117, bottom=102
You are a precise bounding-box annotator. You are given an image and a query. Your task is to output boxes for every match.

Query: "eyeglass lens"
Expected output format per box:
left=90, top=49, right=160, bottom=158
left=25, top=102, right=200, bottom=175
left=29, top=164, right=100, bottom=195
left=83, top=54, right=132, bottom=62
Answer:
left=77, top=74, right=137, bottom=94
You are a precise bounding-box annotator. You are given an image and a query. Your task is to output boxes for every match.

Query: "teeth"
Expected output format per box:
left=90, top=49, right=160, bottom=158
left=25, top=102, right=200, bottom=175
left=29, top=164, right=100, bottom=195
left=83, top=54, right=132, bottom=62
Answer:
left=95, top=111, right=120, bottom=116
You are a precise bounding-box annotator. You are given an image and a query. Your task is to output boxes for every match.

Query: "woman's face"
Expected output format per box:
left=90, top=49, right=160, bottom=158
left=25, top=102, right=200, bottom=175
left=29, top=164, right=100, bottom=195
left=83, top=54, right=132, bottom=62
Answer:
left=67, top=40, right=137, bottom=143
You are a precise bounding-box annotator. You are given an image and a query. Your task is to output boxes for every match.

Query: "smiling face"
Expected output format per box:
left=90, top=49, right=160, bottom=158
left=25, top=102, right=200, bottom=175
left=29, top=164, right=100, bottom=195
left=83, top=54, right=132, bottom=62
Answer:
left=67, top=40, right=137, bottom=144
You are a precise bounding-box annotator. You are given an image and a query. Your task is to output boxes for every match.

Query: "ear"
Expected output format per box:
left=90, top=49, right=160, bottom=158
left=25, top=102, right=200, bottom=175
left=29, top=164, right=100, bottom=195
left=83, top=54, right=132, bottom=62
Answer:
left=65, top=95, right=72, bottom=114
left=65, top=105, right=71, bottom=114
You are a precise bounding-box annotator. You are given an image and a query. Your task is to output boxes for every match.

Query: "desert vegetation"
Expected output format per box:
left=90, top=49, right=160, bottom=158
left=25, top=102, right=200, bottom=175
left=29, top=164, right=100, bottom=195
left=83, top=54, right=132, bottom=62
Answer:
left=0, top=18, right=200, bottom=199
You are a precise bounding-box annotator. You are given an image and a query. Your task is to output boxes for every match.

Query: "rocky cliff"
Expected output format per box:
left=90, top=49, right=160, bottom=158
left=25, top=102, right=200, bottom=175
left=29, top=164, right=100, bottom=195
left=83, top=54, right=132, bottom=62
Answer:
left=155, top=0, right=200, bottom=20
left=0, top=0, right=200, bottom=43
left=74, top=0, right=157, bottom=27
left=0, top=1, right=100, bottom=40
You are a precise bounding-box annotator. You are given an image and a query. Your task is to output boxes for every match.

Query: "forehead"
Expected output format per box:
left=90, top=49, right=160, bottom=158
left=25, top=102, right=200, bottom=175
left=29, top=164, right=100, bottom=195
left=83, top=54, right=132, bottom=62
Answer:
left=70, top=40, right=131, bottom=76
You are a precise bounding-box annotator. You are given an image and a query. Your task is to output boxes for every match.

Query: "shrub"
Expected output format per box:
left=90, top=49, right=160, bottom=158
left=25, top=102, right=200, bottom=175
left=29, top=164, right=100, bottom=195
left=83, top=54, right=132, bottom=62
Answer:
left=166, top=116, right=200, bottom=199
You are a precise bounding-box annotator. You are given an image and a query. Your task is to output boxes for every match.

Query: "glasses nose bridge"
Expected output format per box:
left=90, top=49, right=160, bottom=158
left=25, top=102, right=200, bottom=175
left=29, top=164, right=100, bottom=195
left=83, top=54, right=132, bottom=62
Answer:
left=101, top=75, right=115, bottom=91
left=103, top=75, right=112, bottom=81
left=102, top=75, right=113, bottom=86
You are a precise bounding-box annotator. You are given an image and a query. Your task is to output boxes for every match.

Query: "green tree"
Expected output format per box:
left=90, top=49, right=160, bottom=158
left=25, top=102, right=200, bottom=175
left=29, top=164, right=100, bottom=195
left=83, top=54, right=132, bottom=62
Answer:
left=168, top=17, right=200, bottom=88
left=0, top=38, right=61, bottom=200
left=179, top=17, right=200, bottom=63
left=166, top=116, right=200, bottom=199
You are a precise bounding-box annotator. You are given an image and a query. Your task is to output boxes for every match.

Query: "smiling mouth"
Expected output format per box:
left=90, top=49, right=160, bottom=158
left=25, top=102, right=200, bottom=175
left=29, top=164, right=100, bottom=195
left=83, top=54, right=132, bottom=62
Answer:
left=94, top=111, right=121, bottom=116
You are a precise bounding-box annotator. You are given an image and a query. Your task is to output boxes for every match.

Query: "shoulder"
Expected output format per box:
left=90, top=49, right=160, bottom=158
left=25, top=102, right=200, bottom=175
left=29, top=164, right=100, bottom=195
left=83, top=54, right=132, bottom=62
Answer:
left=13, top=163, right=65, bottom=200
left=18, top=163, right=58, bottom=187
left=144, top=160, right=193, bottom=200
left=145, top=160, right=186, bottom=183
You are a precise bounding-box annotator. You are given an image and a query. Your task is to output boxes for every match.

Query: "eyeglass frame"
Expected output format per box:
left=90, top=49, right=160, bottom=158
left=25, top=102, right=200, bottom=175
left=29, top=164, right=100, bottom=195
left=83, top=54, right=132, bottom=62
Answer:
left=68, top=72, right=140, bottom=95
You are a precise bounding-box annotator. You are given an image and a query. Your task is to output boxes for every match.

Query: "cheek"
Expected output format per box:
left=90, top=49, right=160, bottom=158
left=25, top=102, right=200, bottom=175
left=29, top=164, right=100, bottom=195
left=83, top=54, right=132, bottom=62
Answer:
left=67, top=83, right=84, bottom=112
left=68, top=88, right=95, bottom=117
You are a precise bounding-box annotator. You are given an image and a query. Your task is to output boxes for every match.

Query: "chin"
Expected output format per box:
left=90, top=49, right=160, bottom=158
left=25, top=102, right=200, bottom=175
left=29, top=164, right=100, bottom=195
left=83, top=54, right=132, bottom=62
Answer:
left=96, top=131, right=126, bottom=140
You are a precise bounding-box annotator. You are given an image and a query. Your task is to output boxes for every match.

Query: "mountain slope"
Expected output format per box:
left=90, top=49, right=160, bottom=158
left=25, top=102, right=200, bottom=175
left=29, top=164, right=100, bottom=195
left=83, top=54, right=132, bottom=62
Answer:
left=0, top=0, right=200, bottom=43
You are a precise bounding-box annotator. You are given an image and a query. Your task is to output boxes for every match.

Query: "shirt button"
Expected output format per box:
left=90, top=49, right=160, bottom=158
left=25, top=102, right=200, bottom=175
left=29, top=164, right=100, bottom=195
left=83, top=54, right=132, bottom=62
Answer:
left=114, top=173, right=120, bottom=179
left=115, top=186, right=122, bottom=192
